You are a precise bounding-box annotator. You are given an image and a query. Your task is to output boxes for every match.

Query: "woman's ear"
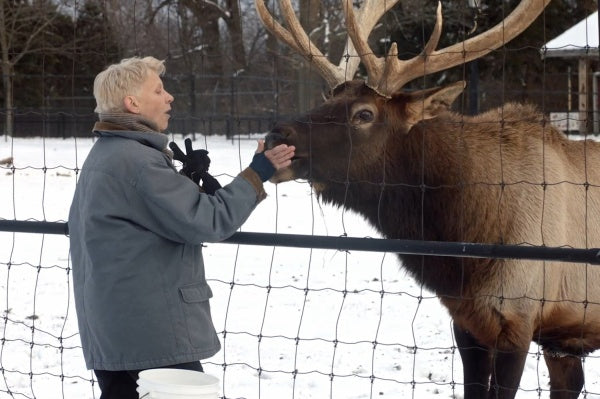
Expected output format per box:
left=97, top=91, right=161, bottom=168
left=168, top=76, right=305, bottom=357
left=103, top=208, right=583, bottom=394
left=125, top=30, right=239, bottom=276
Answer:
left=123, top=96, right=140, bottom=113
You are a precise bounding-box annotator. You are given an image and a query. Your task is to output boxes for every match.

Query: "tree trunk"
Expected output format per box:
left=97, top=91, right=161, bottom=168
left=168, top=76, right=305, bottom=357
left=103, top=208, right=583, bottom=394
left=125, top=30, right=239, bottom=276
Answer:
left=297, top=0, right=323, bottom=112
left=0, top=2, right=11, bottom=137
left=267, top=26, right=281, bottom=117
left=225, top=0, right=246, bottom=72
left=2, top=61, right=13, bottom=137
left=199, top=16, right=223, bottom=83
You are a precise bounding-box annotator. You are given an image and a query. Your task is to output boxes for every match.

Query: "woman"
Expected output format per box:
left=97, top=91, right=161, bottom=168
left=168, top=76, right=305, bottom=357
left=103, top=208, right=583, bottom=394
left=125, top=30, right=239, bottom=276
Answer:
left=68, top=56, right=294, bottom=398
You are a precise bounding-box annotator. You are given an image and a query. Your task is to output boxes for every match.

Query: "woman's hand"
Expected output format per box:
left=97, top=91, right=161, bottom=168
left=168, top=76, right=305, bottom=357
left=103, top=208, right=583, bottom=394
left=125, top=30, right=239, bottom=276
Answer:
left=256, top=139, right=295, bottom=170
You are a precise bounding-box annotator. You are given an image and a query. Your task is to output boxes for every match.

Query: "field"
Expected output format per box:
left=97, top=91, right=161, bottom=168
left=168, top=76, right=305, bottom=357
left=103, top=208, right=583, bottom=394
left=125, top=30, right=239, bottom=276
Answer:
left=1, top=135, right=599, bottom=398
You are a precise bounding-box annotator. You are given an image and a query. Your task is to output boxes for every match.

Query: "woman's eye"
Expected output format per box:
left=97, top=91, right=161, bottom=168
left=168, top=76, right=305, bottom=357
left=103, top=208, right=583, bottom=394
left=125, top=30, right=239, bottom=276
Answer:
left=356, top=110, right=374, bottom=123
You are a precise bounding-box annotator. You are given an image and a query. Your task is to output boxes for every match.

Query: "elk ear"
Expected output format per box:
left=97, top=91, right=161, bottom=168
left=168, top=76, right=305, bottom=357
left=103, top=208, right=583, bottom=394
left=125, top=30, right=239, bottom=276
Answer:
left=403, top=81, right=466, bottom=128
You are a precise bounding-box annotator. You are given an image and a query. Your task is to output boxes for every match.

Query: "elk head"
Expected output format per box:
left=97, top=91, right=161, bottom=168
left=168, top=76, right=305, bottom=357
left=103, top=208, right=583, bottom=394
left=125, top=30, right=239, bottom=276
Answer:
left=258, top=0, right=550, bottom=186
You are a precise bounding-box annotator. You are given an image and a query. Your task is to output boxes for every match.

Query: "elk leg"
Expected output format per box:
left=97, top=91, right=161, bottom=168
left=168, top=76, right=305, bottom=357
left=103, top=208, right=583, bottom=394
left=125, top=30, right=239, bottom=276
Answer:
left=543, top=350, right=584, bottom=399
left=453, top=323, right=492, bottom=399
left=488, top=347, right=528, bottom=399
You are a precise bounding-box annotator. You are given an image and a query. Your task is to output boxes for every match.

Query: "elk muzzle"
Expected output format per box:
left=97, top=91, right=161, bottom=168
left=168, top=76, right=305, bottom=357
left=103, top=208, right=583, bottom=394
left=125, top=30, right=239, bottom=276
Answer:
left=265, top=125, right=307, bottom=183
left=265, top=127, right=290, bottom=150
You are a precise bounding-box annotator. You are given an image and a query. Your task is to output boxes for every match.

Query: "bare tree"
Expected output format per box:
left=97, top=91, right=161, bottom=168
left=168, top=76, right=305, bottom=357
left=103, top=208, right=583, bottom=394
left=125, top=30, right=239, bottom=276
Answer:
left=0, top=0, right=66, bottom=136
left=149, top=0, right=248, bottom=79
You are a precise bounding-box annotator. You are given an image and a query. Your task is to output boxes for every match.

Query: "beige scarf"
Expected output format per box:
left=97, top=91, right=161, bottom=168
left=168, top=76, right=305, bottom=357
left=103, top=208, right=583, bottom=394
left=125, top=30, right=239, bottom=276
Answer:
left=96, top=112, right=173, bottom=159
left=98, top=112, right=160, bottom=133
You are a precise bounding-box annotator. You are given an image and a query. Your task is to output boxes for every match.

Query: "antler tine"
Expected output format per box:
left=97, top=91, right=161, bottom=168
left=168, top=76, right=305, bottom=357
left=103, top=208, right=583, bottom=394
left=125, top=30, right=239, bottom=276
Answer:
left=421, top=2, right=443, bottom=59
left=255, top=0, right=347, bottom=89
left=374, top=2, right=443, bottom=96
left=363, top=0, right=550, bottom=97
left=342, top=0, right=401, bottom=90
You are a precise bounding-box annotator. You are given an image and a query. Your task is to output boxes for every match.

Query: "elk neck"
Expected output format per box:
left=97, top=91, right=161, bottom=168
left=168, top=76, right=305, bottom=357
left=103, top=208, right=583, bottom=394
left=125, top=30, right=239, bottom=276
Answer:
left=314, top=111, right=488, bottom=296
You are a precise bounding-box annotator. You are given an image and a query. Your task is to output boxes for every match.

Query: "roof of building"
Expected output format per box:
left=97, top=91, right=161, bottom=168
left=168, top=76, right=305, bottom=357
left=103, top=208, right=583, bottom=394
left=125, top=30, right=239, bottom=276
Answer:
left=542, top=10, right=599, bottom=58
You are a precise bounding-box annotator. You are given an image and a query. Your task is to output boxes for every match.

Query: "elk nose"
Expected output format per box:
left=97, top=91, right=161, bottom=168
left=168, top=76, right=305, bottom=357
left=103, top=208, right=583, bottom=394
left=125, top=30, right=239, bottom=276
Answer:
left=265, top=127, right=288, bottom=150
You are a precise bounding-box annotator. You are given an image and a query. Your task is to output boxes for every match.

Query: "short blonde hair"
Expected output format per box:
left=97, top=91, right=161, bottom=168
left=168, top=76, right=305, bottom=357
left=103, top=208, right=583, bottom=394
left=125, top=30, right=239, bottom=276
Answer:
left=93, top=56, right=166, bottom=113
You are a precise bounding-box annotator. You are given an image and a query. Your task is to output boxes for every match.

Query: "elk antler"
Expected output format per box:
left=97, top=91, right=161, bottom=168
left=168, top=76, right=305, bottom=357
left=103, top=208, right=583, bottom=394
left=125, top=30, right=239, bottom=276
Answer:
left=255, top=0, right=400, bottom=89
left=347, top=0, right=551, bottom=97
left=256, top=0, right=550, bottom=98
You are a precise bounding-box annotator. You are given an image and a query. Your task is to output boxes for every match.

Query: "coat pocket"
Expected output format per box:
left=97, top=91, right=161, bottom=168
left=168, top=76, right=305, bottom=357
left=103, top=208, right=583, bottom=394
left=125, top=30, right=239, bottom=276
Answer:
left=179, top=283, right=213, bottom=303
left=178, top=283, right=219, bottom=351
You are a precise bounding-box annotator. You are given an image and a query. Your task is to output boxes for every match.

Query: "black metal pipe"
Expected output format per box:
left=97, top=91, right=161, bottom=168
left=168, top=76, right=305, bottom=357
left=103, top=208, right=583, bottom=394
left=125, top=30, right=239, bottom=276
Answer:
left=224, top=231, right=600, bottom=265
left=0, top=220, right=69, bottom=235
left=1, top=220, right=599, bottom=264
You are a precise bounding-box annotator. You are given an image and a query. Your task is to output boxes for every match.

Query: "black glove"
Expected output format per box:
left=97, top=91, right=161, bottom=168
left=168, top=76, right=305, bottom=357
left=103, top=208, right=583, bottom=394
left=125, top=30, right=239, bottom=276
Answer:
left=169, top=139, right=211, bottom=184
left=200, top=171, right=222, bottom=195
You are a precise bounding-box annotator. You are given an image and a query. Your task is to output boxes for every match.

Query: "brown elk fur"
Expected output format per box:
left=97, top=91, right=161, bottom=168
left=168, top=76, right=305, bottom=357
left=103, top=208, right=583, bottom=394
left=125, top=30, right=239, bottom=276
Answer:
left=266, top=80, right=600, bottom=398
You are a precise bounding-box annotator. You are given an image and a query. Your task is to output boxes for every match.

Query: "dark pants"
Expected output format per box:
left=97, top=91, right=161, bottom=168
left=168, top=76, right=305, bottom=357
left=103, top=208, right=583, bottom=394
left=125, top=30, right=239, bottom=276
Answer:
left=94, top=361, right=204, bottom=399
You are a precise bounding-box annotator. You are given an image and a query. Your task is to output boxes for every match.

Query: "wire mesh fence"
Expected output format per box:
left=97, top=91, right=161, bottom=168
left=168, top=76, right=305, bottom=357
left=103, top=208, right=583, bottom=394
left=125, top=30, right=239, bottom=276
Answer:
left=3, top=134, right=600, bottom=398
left=1, top=1, right=600, bottom=398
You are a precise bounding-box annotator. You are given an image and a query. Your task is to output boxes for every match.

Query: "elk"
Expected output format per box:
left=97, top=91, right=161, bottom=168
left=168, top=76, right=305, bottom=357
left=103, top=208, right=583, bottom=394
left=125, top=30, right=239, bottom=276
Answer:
left=256, top=0, right=600, bottom=398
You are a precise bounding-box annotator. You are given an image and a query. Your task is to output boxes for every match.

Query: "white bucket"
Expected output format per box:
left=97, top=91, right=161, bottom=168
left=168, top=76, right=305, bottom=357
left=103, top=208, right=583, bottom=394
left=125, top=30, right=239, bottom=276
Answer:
left=137, top=369, right=220, bottom=399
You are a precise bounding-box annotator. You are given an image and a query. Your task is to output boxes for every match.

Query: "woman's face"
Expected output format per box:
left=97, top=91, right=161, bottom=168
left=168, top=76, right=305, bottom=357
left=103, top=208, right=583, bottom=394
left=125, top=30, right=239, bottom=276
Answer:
left=133, top=71, right=174, bottom=131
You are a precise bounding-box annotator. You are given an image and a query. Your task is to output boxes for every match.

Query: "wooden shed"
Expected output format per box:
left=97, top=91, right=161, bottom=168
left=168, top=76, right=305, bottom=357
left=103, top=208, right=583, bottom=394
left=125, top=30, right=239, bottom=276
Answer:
left=542, top=10, right=599, bottom=133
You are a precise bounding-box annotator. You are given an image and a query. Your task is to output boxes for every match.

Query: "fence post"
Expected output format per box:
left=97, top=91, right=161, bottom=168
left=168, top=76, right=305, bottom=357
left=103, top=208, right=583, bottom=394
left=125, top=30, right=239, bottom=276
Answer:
left=227, top=74, right=235, bottom=138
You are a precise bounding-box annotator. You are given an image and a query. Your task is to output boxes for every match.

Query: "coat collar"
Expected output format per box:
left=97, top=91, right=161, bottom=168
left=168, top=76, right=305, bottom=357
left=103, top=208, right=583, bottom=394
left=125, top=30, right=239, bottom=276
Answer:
left=93, top=121, right=169, bottom=154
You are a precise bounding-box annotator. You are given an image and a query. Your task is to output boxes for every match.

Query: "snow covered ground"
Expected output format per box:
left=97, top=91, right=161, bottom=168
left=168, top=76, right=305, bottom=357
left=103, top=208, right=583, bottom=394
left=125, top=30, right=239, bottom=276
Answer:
left=1, top=135, right=599, bottom=399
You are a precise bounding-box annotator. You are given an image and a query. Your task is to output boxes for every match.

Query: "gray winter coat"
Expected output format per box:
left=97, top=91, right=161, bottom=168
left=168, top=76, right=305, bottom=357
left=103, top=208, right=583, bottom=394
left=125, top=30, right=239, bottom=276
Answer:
left=68, top=122, right=266, bottom=371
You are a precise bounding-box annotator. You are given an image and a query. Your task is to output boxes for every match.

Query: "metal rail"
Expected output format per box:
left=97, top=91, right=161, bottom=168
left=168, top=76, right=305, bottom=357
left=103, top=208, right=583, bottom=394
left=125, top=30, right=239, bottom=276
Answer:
left=2, top=220, right=599, bottom=264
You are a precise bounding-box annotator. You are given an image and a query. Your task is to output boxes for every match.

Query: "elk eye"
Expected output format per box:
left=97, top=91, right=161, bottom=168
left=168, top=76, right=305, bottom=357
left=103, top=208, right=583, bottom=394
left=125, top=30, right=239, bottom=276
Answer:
left=356, top=109, right=374, bottom=123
